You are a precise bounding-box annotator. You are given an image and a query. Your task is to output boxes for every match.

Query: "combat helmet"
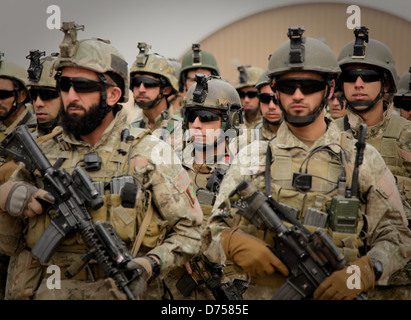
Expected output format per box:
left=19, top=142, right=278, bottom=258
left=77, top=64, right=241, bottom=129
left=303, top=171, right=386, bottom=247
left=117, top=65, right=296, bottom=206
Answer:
left=338, top=26, right=398, bottom=93
left=130, top=42, right=178, bottom=95
left=26, top=50, right=59, bottom=88
left=393, top=67, right=411, bottom=108
left=182, top=74, right=243, bottom=133
left=268, top=26, right=340, bottom=127
left=0, top=52, right=30, bottom=116
left=179, top=44, right=220, bottom=92
left=54, top=22, right=129, bottom=103
left=235, top=65, right=265, bottom=90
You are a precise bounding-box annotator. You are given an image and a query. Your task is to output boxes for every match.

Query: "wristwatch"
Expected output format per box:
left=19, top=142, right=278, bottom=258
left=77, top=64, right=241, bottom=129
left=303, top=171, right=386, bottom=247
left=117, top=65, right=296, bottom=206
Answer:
left=371, top=258, right=383, bottom=281
left=146, top=254, right=161, bottom=282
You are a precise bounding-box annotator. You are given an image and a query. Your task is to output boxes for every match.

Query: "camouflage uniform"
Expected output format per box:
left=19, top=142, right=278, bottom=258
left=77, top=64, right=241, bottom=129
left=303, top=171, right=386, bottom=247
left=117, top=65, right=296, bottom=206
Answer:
left=203, top=120, right=411, bottom=299
left=1, top=24, right=202, bottom=300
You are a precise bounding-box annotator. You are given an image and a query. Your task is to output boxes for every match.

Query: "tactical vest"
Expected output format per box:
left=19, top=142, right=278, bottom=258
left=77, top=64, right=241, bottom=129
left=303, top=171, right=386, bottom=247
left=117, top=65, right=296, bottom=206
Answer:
left=239, top=135, right=364, bottom=264
left=25, top=128, right=168, bottom=257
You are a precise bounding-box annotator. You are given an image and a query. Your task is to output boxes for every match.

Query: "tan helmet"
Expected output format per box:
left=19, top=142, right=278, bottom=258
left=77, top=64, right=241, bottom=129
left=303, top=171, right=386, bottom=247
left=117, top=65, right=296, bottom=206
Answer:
left=54, top=22, right=129, bottom=102
left=182, top=74, right=243, bottom=132
left=130, top=42, right=178, bottom=94
left=255, top=69, right=271, bottom=90
left=0, top=53, right=29, bottom=91
left=338, top=26, right=398, bottom=93
left=26, top=50, right=59, bottom=88
left=395, top=67, right=411, bottom=97
left=235, top=65, right=265, bottom=90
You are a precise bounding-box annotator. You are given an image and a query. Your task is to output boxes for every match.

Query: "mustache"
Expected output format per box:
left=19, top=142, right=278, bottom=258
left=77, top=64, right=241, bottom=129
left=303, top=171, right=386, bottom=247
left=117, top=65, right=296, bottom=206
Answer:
left=66, top=103, right=86, bottom=112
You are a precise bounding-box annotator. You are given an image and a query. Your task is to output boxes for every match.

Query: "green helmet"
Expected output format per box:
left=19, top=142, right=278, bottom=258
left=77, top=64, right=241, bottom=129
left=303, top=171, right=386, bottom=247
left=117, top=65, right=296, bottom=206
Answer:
left=55, top=22, right=129, bottom=102
left=268, top=27, right=340, bottom=80
left=130, top=42, right=178, bottom=94
left=268, top=26, right=340, bottom=127
left=26, top=50, right=59, bottom=88
left=235, top=65, right=265, bottom=90
left=179, top=43, right=220, bottom=92
left=182, top=74, right=243, bottom=133
left=338, top=26, right=398, bottom=94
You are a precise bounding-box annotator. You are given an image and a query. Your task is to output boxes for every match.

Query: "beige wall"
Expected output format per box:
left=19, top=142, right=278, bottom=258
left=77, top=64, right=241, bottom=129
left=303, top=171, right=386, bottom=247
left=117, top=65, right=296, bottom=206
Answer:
left=180, top=3, right=411, bottom=84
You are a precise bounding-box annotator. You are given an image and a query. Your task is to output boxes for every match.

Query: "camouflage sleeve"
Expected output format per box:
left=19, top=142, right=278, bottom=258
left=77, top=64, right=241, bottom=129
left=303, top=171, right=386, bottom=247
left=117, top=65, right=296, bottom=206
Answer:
left=398, top=123, right=411, bottom=178
left=132, top=135, right=202, bottom=275
left=359, top=144, right=411, bottom=285
left=202, top=140, right=268, bottom=264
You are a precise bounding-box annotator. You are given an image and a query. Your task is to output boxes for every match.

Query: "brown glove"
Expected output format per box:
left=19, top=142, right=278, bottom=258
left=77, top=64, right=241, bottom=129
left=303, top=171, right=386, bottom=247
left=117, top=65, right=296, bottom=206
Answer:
left=125, top=256, right=154, bottom=299
left=313, top=255, right=375, bottom=300
left=221, top=226, right=289, bottom=277
left=0, top=181, right=55, bottom=218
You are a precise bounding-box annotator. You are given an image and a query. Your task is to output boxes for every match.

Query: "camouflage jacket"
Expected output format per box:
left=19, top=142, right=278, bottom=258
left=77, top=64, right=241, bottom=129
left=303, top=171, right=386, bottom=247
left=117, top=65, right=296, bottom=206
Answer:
left=202, top=120, right=411, bottom=286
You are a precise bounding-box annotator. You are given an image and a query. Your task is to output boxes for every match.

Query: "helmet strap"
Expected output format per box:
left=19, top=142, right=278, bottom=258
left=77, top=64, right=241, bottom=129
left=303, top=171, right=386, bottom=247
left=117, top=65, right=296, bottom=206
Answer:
left=344, top=81, right=385, bottom=113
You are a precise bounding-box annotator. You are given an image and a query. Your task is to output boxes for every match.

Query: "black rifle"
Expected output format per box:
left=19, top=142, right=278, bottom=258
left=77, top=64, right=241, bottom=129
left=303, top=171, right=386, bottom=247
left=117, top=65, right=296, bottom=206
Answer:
left=229, top=179, right=349, bottom=300
left=0, top=125, right=141, bottom=300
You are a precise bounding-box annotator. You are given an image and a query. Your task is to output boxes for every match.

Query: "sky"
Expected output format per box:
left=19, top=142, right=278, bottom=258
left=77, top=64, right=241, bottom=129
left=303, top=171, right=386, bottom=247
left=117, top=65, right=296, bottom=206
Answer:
left=1, top=0, right=411, bottom=69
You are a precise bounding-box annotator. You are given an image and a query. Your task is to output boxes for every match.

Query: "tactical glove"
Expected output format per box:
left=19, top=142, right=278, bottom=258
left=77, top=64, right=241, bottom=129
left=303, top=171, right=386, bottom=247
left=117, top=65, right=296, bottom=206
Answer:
left=125, top=256, right=155, bottom=299
left=0, top=181, right=55, bottom=218
left=221, top=226, right=289, bottom=277
left=313, top=255, right=375, bottom=300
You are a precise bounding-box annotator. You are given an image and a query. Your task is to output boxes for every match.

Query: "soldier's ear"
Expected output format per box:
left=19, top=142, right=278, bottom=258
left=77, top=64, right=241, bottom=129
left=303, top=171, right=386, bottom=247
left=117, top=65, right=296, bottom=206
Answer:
left=106, top=86, right=122, bottom=107
left=163, top=86, right=172, bottom=96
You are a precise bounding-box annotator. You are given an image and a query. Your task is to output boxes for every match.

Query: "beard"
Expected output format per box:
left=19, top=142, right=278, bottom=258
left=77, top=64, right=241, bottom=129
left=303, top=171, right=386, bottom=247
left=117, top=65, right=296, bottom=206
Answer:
left=61, top=101, right=107, bottom=138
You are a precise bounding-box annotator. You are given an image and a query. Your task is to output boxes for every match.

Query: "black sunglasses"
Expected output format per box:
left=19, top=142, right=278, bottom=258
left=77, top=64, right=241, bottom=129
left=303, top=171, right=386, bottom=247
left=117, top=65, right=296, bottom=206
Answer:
left=394, top=97, right=411, bottom=111
left=29, top=88, right=60, bottom=101
left=341, top=69, right=382, bottom=83
left=0, top=89, right=15, bottom=100
left=258, top=93, right=277, bottom=104
left=329, top=93, right=346, bottom=103
left=58, top=77, right=108, bottom=93
left=275, top=78, right=327, bottom=95
left=130, top=76, right=161, bottom=89
left=187, top=109, right=221, bottom=123
left=238, top=90, right=258, bottom=99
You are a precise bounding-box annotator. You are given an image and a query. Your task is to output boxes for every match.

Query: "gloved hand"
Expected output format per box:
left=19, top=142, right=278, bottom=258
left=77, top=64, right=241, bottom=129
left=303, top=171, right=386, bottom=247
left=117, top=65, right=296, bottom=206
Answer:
left=221, top=226, right=289, bottom=277
left=0, top=181, right=55, bottom=218
left=125, top=256, right=154, bottom=299
left=313, top=255, right=375, bottom=300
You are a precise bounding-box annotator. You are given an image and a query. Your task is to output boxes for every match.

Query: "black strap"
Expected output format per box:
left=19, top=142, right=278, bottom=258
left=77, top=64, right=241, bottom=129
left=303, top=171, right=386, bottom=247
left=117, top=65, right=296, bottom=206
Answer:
left=343, top=115, right=351, bottom=132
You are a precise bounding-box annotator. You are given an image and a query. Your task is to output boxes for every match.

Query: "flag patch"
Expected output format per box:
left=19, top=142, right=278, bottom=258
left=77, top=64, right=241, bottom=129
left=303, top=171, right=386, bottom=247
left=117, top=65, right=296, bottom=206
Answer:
left=184, top=184, right=196, bottom=207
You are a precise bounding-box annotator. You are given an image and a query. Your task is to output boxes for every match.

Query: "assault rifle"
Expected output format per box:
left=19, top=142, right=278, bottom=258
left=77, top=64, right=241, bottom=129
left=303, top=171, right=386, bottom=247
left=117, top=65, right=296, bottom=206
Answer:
left=0, top=125, right=141, bottom=300
left=229, top=179, right=348, bottom=300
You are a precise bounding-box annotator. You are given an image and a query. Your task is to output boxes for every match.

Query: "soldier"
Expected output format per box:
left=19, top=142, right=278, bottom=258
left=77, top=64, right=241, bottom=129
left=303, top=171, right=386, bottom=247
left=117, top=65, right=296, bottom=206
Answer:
left=166, top=74, right=247, bottom=300
left=0, top=22, right=202, bottom=300
left=394, top=67, right=411, bottom=121
left=179, top=44, right=220, bottom=98
left=201, top=26, right=411, bottom=300
left=129, top=43, right=184, bottom=154
left=252, top=70, right=283, bottom=141
left=326, top=85, right=347, bottom=120
left=235, top=65, right=265, bottom=130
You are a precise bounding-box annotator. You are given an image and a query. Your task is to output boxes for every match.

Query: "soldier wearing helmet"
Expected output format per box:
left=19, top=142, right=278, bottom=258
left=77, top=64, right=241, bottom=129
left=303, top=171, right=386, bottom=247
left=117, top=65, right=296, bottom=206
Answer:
left=235, top=65, right=265, bottom=130
left=201, top=26, right=411, bottom=300
left=251, top=69, right=283, bottom=142
left=0, top=22, right=202, bottom=300
left=130, top=43, right=184, bottom=154
left=164, top=74, right=248, bottom=300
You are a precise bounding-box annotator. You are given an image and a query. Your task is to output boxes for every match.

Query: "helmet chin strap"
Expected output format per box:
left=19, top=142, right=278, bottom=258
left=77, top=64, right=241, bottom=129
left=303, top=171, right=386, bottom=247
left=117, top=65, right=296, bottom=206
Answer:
left=244, top=106, right=260, bottom=115
left=192, top=130, right=226, bottom=152
left=264, top=117, right=283, bottom=126
left=135, top=88, right=164, bottom=109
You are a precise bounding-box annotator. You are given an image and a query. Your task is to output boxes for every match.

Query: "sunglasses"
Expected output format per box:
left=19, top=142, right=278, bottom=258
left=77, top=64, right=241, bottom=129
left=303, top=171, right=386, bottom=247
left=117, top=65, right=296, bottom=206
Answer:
left=0, top=89, right=15, bottom=100
left=258, top=93, right=277, bottom=104
left=394, top=97, right=411, bottom=111
left=29, top=88, right=60, bottom=101
left=58, top=77, right=108, bottom=93
left=238, top=90, right=258, bottom=99
left=275, top=78, right=327, bottom=95
left=341, top=69, right=382, bottom=83
left=329, top=93, right=346, bottom=103
left=187, top=109, right=221, bottom=123
left=130, top=76, right=161, bottom=88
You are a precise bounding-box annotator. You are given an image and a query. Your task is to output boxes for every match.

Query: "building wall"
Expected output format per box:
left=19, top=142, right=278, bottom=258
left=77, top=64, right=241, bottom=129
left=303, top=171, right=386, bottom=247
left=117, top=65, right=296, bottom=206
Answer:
left=180, top=3, right=411, bottom=84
